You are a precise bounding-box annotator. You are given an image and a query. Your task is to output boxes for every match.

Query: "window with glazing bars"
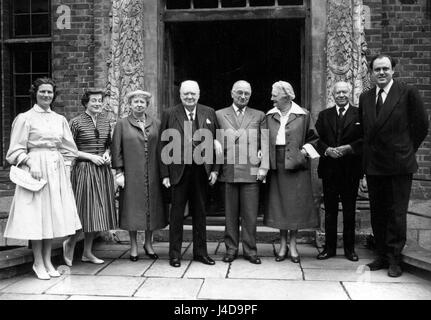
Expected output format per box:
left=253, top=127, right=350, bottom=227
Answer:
left=12, top=0, right=50, bottom=37
left=166, top=0, right=303, bottom=10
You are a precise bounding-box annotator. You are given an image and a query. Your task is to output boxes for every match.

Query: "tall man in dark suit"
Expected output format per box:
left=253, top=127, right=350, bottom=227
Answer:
left=315, top=81, right=363, bottom=262
left=359, top=54, right=428, bottom=277
left=215, top=80, right=267, bottom=264
left=160, top=80, right=219, bottom=267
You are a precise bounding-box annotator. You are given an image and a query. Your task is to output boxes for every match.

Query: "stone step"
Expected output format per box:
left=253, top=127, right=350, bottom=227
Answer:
left=0, top=236, right=84, bottom=280
left=0, top=190, right=14, bottom=197
left=402, top=241, right=431, bottom=272
left=0, top=182, right=15, bottom=190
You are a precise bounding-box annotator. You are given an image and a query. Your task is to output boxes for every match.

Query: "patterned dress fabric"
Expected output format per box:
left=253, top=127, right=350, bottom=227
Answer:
left=69, top=112, right=117, bottom=232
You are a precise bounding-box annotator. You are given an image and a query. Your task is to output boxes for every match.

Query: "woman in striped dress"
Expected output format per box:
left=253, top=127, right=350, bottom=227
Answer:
left=62, top=89, right=117, bottom=265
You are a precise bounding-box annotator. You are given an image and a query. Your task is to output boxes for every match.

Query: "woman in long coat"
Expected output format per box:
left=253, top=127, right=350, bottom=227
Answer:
left=111, top=90, right=168, bottom=261
left=262, top=81, right=319, bottom=263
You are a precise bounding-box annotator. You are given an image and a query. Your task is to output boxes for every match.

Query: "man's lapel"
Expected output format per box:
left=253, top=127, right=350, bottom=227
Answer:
left=174, top=104, right=187, bottom=134
left=224, top=106, right=240, bottom=130
left=372, top=81, right=402, bottom=136
left=343, top=105, right=356, bottom=130
left=239, top=108, right=253, bottom=130
left=328, top=106, right=337, bottom=135
left=197, top=104, right=206, bottom=129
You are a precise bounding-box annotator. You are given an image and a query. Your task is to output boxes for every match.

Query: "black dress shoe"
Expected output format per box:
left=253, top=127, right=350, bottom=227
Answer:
left=316, top=249, right=336, bottom=260
left=290, top=255, right=300, bottom=263
left=344, top=251, right=359, bottom=262
left=388, top=264, right=402, bottom=277
left=144, top=247, right=159, bottom=260
left=169, top=258, right=181, bottom=267
left=273, top=247, right=288, bottom=262
left=194, top=255, right=215, bottom=265
left=222, top=253, right=237, bottom=263
left=129, top=255, right=139, bottom=262
left=244, top=255, right=261, bottom=264
left=367, top=258, right=389, bottom=271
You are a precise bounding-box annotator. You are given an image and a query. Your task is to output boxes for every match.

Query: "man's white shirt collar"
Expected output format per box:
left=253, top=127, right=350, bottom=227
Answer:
left=376, top=79, right=394, bottom=95
left=266, top=101, right=306, bottom=116
left=184, top=106, right=197, bottom=118
left=232, top=104, right=246, bottom=114
left=336, top=103, right=349, bottom=115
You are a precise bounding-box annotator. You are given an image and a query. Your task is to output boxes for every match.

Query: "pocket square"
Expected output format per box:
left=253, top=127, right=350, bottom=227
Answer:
left=206, top=119, right=211, bottom=124
left=355, top=122, right=361, bottom=125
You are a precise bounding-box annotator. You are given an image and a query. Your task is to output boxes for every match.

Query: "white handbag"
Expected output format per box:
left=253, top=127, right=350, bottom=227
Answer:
left=9, top=157, right=47, bottom=192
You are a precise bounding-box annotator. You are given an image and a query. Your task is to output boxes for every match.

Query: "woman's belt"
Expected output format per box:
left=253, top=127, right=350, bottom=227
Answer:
left=28, top=147, right=59, bottom=152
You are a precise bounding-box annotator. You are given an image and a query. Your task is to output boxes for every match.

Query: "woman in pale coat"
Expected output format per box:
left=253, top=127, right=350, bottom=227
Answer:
left=5, top=78, right=81, bottom=279
left=111, top=90, right=168, bottom=261
left=262, top=81, right=319, bottom=263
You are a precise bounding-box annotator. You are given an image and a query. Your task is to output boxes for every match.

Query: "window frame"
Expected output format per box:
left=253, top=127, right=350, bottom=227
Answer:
left=10, top=0, right=51, bottom=38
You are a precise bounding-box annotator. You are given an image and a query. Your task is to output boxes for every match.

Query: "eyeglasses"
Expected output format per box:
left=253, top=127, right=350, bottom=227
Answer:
left=94, top=128, right=99, bottom=139
left=233, top=90, right=251, bottom=97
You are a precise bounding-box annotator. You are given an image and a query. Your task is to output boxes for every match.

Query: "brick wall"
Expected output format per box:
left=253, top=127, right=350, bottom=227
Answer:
left=364, top=0, right=431, bottom=199
left=1, top=2, right=11, bottom=166
left=51, top=0, right=96, bottom=120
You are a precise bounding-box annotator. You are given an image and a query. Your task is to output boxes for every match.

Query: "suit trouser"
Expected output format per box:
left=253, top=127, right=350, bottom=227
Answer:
left=169, top=164, right=208, bottom=259
left=322, top=176, right=359, bottom=253
left=367, top=174, right=412, bottom=265
left=224, top=182, right=259, bottom=256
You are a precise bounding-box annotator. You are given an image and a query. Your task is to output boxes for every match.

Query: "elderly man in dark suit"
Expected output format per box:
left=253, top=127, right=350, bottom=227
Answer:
left=359, top=54, right=428, bottom=277
left=215, top=80, right=267, bottom=264
left=160, top=80, right=219, bottom=268
left=315, top=81, right=363, bottom=262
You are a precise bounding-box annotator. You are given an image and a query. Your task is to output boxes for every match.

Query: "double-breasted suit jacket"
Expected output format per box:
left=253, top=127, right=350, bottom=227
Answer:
left=160, top=103, right=219, bottom=185
left=315, top=105, right=363, bottom=252
left=315, top=105, right=363, bottom=182
left=159, top=103, right=219, bottom=259
left=359, top=79, right=428, bottom=261
left=216, top=106, right=267, bottom=183
left=216, top=105, right=267, bottom=256
left=359, top=80, right=428, bottom=176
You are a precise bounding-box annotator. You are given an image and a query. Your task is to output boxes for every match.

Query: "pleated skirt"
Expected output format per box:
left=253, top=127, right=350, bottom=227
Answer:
left=5, top=150, right=82, bottom=240
left=71, top=161, right=117, bottom=232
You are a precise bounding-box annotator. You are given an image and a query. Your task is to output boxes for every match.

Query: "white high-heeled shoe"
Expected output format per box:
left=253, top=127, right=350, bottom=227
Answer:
left=81, top=256, right=104, bottom=264
left=46, top=268, right=61, bottom=277
left=32, top=265, right=50, bottom=280
left=63, top=240, right=73, bottom=267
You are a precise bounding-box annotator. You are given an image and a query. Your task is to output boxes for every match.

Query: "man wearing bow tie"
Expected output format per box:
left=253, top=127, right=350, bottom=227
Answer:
left=359, top=55, right=428, bottom=277
left=215, top=80, right=267, bottom=264
left=160, top=80, right=220, bottom=268
left=315, top=81, right=363, bottom=262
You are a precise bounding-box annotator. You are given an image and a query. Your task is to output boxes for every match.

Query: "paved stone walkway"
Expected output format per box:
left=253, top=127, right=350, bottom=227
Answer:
left=1, top=242, right=431, bottom=300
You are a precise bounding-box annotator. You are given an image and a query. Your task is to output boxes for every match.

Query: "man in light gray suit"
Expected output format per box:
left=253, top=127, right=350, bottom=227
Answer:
left=216, top=80, right=267, bottom=264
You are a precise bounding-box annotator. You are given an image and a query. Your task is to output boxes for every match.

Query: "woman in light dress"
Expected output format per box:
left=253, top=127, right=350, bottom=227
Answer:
left=5, top=78, right=82, bottom=280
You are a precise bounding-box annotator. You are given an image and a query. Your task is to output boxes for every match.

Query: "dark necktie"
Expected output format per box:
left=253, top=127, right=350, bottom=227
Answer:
left=237, top=108, right=244, bottom=125
left=336, top=107, right=345, bottom=146
left=338, top=107, right=345, bottom=120
left=376, top=89, right=384, bottom=117
left=188, top=112, right=197, bottom=143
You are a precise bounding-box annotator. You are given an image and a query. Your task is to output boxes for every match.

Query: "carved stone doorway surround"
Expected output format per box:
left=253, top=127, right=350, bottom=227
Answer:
left=106, top=0, right=367, bottom=120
